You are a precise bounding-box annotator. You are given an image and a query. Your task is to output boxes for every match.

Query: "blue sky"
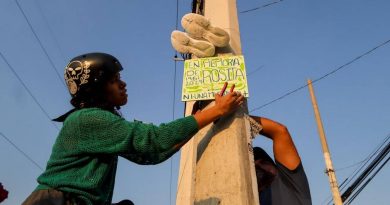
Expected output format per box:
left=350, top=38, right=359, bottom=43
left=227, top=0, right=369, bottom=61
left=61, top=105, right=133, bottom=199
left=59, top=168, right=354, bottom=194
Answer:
left=0, top=0, right=389, bottom=204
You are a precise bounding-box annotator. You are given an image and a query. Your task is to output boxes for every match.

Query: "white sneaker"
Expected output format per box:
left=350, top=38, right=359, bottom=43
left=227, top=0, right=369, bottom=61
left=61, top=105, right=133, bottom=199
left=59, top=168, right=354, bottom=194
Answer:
left=181, top=13, right=230, bottom=47
left=171, top=30, right=215, bottom=58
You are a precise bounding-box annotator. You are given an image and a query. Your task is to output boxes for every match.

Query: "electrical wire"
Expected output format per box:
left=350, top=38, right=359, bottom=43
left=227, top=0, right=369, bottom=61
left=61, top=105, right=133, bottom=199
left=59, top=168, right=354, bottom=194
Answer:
left=340, top=135, right=390, bottom=193
left=247, top=65, right=265, bottom=76
left=240, top=0, right=284, bottom=14
left=342, top=141, right=389, bottom=200
left=175, top=0, right=203, bottom=199
left=345, top=156, right=389, bottom=205
left=0, top=132, right=43, bottom=171
left=324, top=134, right=390, bottom=205
left=0, top=51, right=59, bottom=130
left=169, top=56, right=178, bottom=205
left=169, top=60, right=177, bottom=205
left=34, top=0, right=67, bottom=64
left=14, top=0, right=65, bottom=87
left=175, top=140, right=192, bottom=200
left=335, top=159, right=367, bottom=172
left=339, top=137, right=390, bottom=203
left=170, top=0, right=180, bottom=204
left=250, top=38, right=390, bottom=113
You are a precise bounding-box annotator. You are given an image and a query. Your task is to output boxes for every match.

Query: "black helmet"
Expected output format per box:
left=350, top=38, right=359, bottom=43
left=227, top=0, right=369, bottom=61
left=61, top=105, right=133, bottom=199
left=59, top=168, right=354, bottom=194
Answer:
left=64, top=52, right=123, bottom=97
left=54, top=53, right=123, bottom=122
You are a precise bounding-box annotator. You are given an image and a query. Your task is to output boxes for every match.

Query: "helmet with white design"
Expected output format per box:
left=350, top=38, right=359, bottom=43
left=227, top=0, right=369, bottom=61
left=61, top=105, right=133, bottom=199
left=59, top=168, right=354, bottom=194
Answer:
left=64, top=52, right=123, bottom=97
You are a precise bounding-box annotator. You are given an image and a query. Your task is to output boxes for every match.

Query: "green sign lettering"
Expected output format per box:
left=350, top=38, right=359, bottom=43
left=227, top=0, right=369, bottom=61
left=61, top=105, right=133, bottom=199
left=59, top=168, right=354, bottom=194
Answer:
left=182, top=55, right=249, bottom=101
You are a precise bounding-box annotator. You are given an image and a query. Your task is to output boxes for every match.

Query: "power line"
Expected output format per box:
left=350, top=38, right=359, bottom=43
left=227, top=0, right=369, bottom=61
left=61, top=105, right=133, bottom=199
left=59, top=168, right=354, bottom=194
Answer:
left=14, top=0, right=66, bottom=87
left=0, top=132, right=43, bottom=171
left=240, top=0, right=284, bottom=14
left=341, top=137, right=390, bottom=199
left=34, top=0, right=67, bottom=64
left=170, top=0, right=180, bottom=204
left=345, top=156, right=389, bottom=205
left=175, top=0, right=179, bottom=30
left=247, top=65, right=265, bottom=76
left=169, top=57, right=178, bottom=205
left=0, top=51, right=59, bottom=130
left=340, top=134, right=390, bottom=193
left=169, top=58, right=177, bottom=205
left=328, top=134, right=390, bottom=204
left=175, top=1, right=204, bottom=199
left=337, top=134, right=389, bottom=175
left=335, top=159, right=366, bottom=172
left=250, top=38, right=390, bottom=113
left=321, top=159, right=369, bottom=204
left=324, top=134, right=390, bottom=205
left=343, top=142, right=389, bottom=204
left=175, top=142, right=192, bottom=198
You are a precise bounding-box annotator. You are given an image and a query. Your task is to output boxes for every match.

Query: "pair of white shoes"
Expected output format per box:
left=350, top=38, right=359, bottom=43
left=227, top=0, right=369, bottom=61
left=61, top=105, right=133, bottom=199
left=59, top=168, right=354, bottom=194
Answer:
left=171, top=13, right=230, bottom=58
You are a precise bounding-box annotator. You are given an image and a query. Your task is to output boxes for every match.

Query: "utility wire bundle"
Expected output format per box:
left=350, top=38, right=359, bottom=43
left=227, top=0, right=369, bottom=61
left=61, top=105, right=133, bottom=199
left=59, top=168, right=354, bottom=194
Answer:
left=327, top=134, right=390, bottom=204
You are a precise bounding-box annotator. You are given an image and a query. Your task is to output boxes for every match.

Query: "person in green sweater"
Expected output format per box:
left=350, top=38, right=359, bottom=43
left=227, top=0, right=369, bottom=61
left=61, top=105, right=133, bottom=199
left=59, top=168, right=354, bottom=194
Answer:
left=22, top=53, right=244, bottom=205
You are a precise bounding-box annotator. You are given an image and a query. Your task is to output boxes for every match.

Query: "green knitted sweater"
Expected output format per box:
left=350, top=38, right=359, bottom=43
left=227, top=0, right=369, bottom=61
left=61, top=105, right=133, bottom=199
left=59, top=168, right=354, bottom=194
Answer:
left=36, top=108, right=198, bottom=205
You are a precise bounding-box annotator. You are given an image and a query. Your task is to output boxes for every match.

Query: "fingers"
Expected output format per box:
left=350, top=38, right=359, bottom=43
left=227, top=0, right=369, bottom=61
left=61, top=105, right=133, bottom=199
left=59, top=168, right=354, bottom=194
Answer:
left=224, top=91, right=242, bottom=102
left=217, top=83, right=237, bottom=97
left=230, top=84, right=235, bottom=93
left=235, top=94, right=245, bottom=105
left=214, top=93, right=222, bottom=101
left=231, top=92, right=244, bottom=108
left=226, top=90, right=238, bottom=97
left=215, top=83, right=245, bottom=113
left=220, top=82, right=228, bottom=96
left=229, top=91, right=242, bottom=98
left=224, top=91, right=244, bottom=108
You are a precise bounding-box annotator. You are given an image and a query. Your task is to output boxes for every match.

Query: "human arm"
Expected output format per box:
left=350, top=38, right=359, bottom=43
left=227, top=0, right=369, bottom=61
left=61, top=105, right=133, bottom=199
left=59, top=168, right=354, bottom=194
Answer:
left=72, top=89, right=243, bottom=164
left=194, top=91, right=244, bottom=129
left=168, top=90, right=244, bottom=151
left=138, top=91, right=243, bottom=162
left=69, top=109, right=199, bottom=164
left=250, top=116, right=301, bottom=170
left=68, top=88, right=243, bottom=164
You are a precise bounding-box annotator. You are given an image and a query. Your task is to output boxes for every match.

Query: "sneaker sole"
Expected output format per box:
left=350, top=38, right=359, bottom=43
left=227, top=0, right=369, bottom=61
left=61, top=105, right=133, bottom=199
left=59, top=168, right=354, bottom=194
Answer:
left=181, top=13, right=230, bottom=47
left=171, top=30, right=215, bottom=58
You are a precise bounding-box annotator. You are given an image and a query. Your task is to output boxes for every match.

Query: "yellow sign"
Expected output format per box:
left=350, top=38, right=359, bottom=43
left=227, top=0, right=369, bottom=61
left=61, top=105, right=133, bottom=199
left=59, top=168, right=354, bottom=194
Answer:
left=182, top=55, right=249, bottom=101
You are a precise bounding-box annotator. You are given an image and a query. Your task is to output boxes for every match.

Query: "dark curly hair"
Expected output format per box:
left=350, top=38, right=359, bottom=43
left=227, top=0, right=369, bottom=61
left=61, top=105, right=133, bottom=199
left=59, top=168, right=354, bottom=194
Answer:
left=53, top=74, right=121, bottom=122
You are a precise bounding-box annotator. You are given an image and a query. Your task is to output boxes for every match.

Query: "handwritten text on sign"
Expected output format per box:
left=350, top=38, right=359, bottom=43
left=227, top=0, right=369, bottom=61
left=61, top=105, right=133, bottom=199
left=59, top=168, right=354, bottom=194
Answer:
left=182, top=55, right=249, bottom=101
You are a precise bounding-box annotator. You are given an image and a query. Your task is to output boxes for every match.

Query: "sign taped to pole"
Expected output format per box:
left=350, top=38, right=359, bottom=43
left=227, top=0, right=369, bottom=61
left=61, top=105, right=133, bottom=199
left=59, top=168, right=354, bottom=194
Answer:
left=181, top=55, right=249, bottom=101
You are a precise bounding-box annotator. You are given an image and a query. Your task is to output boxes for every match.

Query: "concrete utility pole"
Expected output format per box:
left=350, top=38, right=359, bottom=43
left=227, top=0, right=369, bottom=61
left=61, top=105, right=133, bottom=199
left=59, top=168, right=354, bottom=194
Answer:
left=176, top=1, right=259, bottom=205
left=307, top=79, right=343, bottom=205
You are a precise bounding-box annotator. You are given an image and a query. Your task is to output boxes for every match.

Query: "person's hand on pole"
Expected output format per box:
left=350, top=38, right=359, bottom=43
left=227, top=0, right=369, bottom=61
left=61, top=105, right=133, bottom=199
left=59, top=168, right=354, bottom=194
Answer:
left=194, top=82, right=244, bottom=129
